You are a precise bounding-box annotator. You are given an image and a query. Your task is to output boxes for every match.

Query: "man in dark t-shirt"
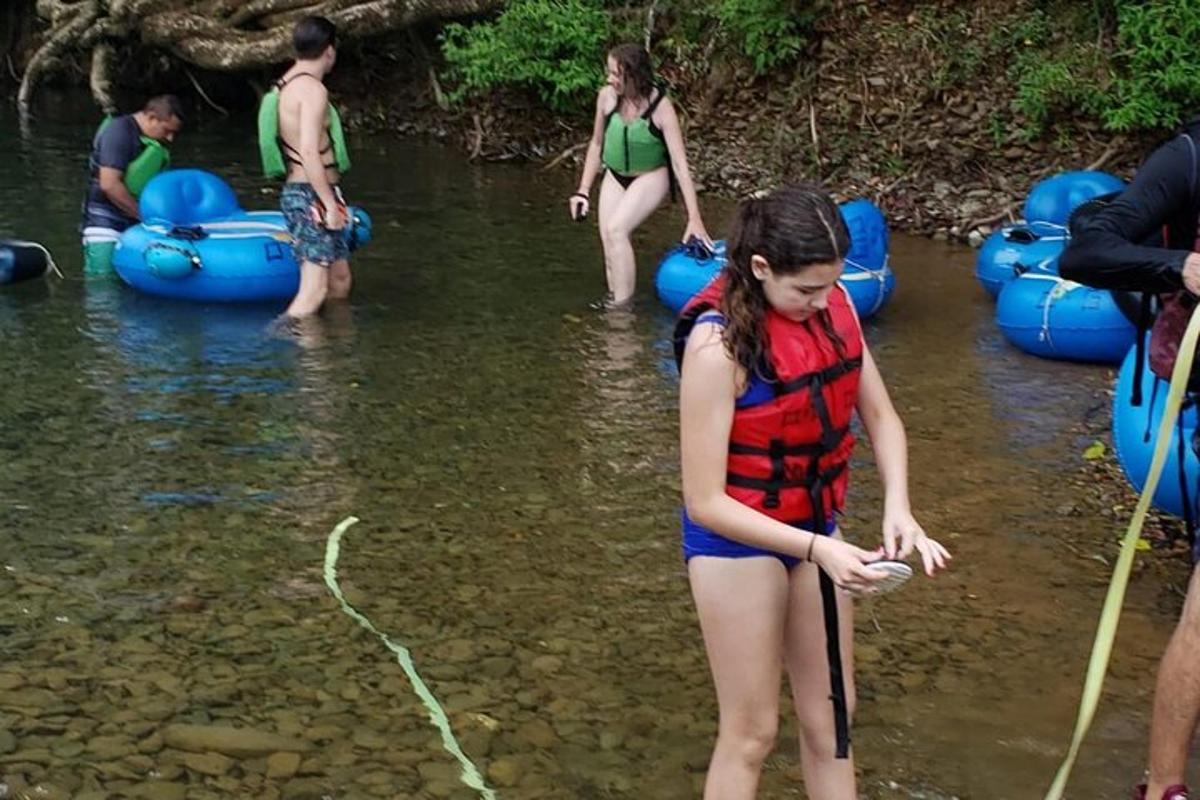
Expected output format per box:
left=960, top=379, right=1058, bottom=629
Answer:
left=81, top=95, right=183, bottom=275
left=1060, top=123, right=1200, bottom=800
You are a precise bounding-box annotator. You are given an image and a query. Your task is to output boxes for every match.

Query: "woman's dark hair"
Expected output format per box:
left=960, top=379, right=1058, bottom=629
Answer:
left=608, top=43, right=654, bottom=102
left=721, top=184, right=852, bottom=375
left=294, top=16, right=337, bottom=60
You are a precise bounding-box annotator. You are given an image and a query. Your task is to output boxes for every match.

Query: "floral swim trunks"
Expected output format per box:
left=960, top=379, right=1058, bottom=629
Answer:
left=280, top=183, right=349, bottom=267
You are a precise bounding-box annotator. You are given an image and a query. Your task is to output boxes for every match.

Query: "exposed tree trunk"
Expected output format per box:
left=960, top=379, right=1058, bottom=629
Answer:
left=18, top=0, right=99, bottom=114
left=89, top=40, right=117, bottom=113
left=17, top=0, right=504, bottom=116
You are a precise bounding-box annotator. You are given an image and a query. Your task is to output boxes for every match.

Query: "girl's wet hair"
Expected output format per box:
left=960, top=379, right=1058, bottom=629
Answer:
left=720, top=184, right=851, bottom=374
left=608, top=44, right=655, bottom=102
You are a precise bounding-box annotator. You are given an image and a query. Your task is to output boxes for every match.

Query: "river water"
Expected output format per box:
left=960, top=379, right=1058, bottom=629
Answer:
left=0, top=99, right=1189, bottom=799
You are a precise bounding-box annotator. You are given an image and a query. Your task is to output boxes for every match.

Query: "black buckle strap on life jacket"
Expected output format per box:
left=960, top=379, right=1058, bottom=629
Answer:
left=763, top=439, right=786, bottom=509
left=275, top=73, right=337, bottom=169
left=727, top=430, right=850, bottom=458
left=774, top=358, right=863, bottom=399
left=818, top=568, right=851, bottom=758
left=807, top=471, right=851, bottom=759
left=726, top=461, right=847, bottom=494
left=808, top=380, right=846, bottom=452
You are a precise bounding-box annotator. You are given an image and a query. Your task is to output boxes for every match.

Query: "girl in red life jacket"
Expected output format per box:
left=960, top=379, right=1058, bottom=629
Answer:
left=677, top=184, right=950, bottom=799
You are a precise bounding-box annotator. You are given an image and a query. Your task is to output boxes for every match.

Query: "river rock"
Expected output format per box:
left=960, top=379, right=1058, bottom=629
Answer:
left=161, top=724, right=312, bottom=758
left=514, top=720, right=558, bottom=749
left=1, top=747, right=54, bottom=765
left=183, top=752, right=233, bottom=776
left=51, top=741, right=85, bottom=759
left=281, top=778, right=332, bottom=800
left=351, top=728, right=388, bottom=750
left=125, top=782, right=187, bottom=800
left=487, top=755, right=523, bottom=787
left=266, top=751, right=301, bottom=779
left=417, top=761, right=460, bottom=784
left=301, top=724, right=345, bottom=743
left=87, top=735, right=134, bottom=760
left=529, top=656, right=562, bottom=674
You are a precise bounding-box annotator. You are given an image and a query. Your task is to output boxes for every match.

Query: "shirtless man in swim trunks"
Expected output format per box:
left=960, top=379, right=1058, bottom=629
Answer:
left=271, top=16, right=351, bottom=319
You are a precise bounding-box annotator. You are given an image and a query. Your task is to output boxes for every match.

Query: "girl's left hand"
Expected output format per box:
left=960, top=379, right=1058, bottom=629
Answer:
left=882, top=509, right=952, bottom=576
left=682, top=218, right=714, bottom=249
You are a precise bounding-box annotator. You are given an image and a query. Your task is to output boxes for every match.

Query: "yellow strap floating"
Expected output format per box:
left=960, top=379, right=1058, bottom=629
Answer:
left=323, top=516, right=497, bottom=799
left=1045, top=302, right=1200, bottom=799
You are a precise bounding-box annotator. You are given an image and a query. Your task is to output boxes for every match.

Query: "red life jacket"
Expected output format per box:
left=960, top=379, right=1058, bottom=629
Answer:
left=674, top=275, right=864, bottom=525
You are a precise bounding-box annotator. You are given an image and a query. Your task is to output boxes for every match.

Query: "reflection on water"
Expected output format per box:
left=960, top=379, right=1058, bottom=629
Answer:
left=0, top=103, right=1187, bottom=799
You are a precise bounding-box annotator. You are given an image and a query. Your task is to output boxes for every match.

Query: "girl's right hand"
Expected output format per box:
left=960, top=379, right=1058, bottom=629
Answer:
left=568, top=193, right=590, bottom=222
left=810, top=537, right=888, bottom=595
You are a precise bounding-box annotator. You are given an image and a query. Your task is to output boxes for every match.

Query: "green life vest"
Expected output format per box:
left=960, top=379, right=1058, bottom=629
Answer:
left=601, top=89, right=669, bottom=176
left=96, top=115, right=170, bottom=197
left=257, top=74, right=351, bottom=180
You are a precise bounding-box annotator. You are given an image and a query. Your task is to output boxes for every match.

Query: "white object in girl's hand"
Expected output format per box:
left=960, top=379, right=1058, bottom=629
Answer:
left=852, top=559, right=913, bottom=597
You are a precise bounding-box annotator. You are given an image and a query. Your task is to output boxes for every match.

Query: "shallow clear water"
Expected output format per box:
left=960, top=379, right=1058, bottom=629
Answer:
left=0, top=98, right=1187, bottom=799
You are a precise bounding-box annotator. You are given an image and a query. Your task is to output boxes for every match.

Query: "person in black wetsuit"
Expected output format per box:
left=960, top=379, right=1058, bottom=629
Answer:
left=1059, top=120, right=1200, bottom=800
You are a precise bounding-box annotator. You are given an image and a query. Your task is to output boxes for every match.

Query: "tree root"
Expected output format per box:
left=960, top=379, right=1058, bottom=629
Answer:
left=541, top=140, right=587, bottom=172
left=184, top=65, right=229, bottom=115
left=469, top=111, right=483, bottom=160
left=16, top=0, right=505, bottom=115
left=88, top=40, right=117, bottom=114
left=18, top=0, right=99, bottom=117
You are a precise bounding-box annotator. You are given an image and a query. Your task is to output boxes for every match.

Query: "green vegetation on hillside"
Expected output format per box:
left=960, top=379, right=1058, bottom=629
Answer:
left=439, top=0, right=1200, bottom=137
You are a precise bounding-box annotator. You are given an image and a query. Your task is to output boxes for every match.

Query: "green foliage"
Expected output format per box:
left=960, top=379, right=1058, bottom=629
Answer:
left=440, top=0, right=611, bottom=112
left=712, top=0, right=819, bottom=75
left=881, top=152, right=908, bottom=176
left=1011, top=49, right=1107, bottom=133
left=908, top=8, right=1051, bottom=92
left=1105, top=1, right=1200, bottom=131
left=1006, top=4, right=1108, bottom=135
left=987, top=113, right=1007, bottom=148
left=1009, top=0, right=1200, bottom=134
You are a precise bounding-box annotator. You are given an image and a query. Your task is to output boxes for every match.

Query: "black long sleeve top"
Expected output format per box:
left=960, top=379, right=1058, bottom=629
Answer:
left=1059, top=121, right=1200, bottom=293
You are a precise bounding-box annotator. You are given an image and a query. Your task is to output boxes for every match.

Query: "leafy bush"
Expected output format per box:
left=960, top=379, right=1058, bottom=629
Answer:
left=440, top=0, right=611, bottom=112
left=1010, top=0, right=1200, bottom=134
left=1011, top=49, right=1107, bottom=133
left=712, top=0, right=819, bottom=75
left=1104, top=0, right=1200, bottom=131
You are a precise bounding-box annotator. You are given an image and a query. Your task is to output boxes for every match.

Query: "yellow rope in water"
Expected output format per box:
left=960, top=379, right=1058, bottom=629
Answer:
left=323, top=516, right=497, bottom=799
left=1045, top=304, right=1200, bottom=799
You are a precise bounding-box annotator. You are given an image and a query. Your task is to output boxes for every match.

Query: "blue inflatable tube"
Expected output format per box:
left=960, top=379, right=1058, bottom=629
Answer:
left=654, top=199, right=894, bottom=318
left=1112, top=343, right=1200, bottom=519
left=975, top=221, right=1066, bottom=298
left=0, top=240, right=51, bottom=285
left=838, top=198, right=895, bottom=316
left=113, top=170, right=371, bottom=303
left=841, top=262, right=896, bottom=318
left=995, top=270, right=1136, bottom=363
left=840, top=198, right=888, bottom=270
left=1023, top=170, right=1125, bottom=227
left=655, top=239, right=725, bottom=313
